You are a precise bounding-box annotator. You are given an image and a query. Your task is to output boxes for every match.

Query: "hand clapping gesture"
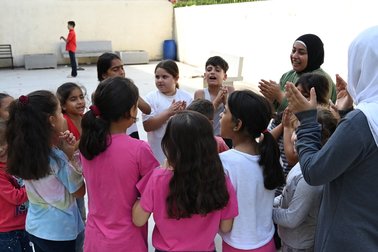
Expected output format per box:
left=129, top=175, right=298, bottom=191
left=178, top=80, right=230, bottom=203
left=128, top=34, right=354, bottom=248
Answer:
left=258, top=79, right=284, bottom=104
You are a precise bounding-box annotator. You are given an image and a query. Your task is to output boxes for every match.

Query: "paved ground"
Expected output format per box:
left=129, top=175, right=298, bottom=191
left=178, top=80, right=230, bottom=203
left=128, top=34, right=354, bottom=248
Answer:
left=0, top=62, right=206, bottom=140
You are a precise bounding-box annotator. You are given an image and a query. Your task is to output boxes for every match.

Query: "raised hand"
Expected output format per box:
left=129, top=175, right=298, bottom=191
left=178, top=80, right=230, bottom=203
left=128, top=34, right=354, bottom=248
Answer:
left=285, top=81, right=317, bottom=113
left=335, top=74, right=353, bottom=110
left=59, top=130, right=77, bottom=159
left=258, top=79, right=283, bottom=104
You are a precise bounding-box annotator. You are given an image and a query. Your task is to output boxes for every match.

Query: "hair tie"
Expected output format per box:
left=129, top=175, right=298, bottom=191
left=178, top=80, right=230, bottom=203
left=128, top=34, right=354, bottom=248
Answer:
left=89, top=105, right=101, bottom=117
left=262, top=129, right=269, bottom=134
left=19, top=95, right=29, bottom=105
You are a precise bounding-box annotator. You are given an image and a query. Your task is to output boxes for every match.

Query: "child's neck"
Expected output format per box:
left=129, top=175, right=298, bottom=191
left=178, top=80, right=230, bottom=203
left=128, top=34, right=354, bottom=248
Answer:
left=232, top=134, right=259, bottom=155
left=110, top=118, right=133, bottom=134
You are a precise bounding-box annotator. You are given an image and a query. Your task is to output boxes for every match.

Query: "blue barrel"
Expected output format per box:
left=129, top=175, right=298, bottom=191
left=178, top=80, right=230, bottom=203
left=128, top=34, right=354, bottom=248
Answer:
left=163, top=40, right=177, bottom=60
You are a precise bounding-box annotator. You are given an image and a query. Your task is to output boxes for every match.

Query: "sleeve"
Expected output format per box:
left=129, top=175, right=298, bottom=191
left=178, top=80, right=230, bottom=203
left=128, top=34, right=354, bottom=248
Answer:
left=142, top=93, right=156, bottom=122
left=138, top=171, right=156, bottom=213
left=55, top=153, right=84, bottom=194
left=221, top=176, right=239, bottom=220
left=138, top=141, right=160, bottom=177
left=295, top=109, right=366, bottom=185
left=272, top=177, right=322, bottom=228
left=0, top=172, right=28, bottom=205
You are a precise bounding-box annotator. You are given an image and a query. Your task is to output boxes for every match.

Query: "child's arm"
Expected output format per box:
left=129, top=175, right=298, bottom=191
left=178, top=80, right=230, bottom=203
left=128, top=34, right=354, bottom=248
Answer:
left=143, top=100, right=185, bottom=132
left=219, top=218, right=234, bottom=233
left=0, top=172, right=28, bottom=205
left=138, top=96, right=151, bottom=115
left=132, top=199, right=151, bottom=227
left=72, top=183, right=86, bottom=198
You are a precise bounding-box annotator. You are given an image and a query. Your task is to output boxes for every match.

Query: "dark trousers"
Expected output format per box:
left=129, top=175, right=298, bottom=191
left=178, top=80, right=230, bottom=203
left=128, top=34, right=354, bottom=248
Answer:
left=68, top=51, right=77, bottom=77
left=28, top=233, right=76, bottom=252
left=0, top=230, right=32, bottom=252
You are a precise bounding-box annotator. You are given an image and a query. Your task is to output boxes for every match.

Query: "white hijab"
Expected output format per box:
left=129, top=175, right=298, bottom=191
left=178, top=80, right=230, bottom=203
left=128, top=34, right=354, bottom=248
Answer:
left=347, top=26, right=378, bottom=146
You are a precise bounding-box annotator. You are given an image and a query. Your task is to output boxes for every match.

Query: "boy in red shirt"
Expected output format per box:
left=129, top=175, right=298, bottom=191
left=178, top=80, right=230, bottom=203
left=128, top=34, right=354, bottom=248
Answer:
left=0, top=120, right=31, bottom=251
left=60, top=21, right=77, bottom=78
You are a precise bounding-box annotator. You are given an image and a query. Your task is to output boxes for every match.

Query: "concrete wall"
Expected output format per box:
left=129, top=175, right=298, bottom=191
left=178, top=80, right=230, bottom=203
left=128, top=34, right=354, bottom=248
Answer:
left=174, top=0, right=378, bottom=86
left=0, top=0, right=173, bottom=67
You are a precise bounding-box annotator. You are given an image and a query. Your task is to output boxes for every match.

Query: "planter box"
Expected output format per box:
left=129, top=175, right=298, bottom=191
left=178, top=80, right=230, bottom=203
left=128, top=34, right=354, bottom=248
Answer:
left=24, top=53, right=57, bottom=69
left=116, top=50, right=149, bottom=65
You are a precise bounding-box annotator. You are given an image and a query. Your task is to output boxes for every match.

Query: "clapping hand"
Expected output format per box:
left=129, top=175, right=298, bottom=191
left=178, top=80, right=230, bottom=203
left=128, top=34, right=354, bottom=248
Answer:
left=258, top=79, right=283, bottom=104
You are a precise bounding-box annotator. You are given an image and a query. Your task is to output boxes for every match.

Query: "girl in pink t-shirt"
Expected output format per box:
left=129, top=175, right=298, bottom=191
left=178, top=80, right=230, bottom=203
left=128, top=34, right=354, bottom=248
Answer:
left=79, top=77, right=159, bottom=252
left=133, top=111, right=238, bottom=252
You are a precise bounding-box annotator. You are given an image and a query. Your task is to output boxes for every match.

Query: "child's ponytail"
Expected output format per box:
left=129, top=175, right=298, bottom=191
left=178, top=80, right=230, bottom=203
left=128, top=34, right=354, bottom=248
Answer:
left=79, top=105, right=110, bottom=160
left=258, top=130, right=284, bottom=190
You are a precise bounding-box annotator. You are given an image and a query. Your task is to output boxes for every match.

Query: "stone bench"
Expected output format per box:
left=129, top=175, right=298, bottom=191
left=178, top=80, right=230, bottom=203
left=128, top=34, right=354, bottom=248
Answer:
left=24, top=53, right=57, bottom=70
left=115, top=50, right=149, bottom=65
left=60, top=40, right=113, bottom=63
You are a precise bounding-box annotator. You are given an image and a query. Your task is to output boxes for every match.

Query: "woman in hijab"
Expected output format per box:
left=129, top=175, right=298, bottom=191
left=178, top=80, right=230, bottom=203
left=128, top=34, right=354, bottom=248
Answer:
left=285, top=26, right=378, bottom=251
left=259, top=34, right=336, bottom=114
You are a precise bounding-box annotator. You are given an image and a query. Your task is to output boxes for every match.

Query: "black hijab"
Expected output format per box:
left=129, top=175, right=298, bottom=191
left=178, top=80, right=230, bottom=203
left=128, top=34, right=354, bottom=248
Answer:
left=294, top=34, right=324, bottom=73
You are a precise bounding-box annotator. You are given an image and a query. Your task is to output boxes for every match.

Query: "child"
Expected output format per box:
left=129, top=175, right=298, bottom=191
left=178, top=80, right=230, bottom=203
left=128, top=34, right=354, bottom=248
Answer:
left=6, top=91, right=85, bottom=251
left=219, top=90, right=285, bottom=252
left=79, top=77, right=159, bottom=252
left=97, top=52, right=151, bottom=139
left=56, top=82, right=87, bottom=252
left=133, top=111, right=238, bottom=251
left=273, top=108, right=337, bottom=252
left=56, top=82, right=86, bottom=144
left=0, top=93, right=14, bottom=119
left=187, top=98, right=229, bottom=153
left=60, top=21, right=77, bottom=78
left=194, top=56, right=235, bottom=148
left=142, top=59, right=193, bottom=164
left=0, top=119, right=32, bottom=252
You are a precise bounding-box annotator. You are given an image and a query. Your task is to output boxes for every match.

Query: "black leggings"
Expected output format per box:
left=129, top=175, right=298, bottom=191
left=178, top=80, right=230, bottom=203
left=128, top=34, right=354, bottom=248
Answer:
left=28, top=233, right=76, bottom=252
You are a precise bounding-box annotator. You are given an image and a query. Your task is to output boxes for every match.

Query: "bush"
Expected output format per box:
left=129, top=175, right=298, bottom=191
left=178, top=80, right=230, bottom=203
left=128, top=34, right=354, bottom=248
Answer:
left=173, top=0, right=259, bottom=8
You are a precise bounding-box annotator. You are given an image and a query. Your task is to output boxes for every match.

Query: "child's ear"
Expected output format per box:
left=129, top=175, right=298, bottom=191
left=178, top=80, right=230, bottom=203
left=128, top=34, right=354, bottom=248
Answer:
left=232, top=119, right=242, bottom=131
left=49, top=115, right=56, bottom=128
left=223, top=73, right=228, bottom=81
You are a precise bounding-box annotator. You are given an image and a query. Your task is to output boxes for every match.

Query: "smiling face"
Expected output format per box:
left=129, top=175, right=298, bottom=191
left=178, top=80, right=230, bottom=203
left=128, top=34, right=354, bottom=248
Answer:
left=155, top=67, right=178, bottom=96
left=102, top=58, right=125, bottom=80
left=290, top=41, right=308, bottom=73
left=62, top=87, right=86, bottom=116
left=204, top=64, right=227, bottom=87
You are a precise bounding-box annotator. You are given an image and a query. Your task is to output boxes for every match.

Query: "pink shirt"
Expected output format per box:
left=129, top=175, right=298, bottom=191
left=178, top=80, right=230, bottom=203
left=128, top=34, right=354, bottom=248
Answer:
left=215, top=136, right=230, bottom=153
left=138, top=168, right=238, bottom=251
left=82, top=134, right=159, bottom=252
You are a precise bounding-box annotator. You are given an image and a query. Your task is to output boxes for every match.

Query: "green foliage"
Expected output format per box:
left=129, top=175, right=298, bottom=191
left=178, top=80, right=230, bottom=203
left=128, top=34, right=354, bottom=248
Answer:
left=173, top=0, right=259, bottom=8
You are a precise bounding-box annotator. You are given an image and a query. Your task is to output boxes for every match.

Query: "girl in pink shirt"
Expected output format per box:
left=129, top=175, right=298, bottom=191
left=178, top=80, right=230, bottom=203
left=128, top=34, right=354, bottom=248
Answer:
left=133, top=111, right=238, bottom=252
left=79, top=77, right=159, bottom=252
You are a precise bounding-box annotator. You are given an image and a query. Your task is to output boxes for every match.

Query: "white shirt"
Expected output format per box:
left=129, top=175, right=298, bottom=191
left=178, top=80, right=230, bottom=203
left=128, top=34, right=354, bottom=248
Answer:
left=142, top=89, right=193, bottom=164
left=220, top=149, right=275, bottom=249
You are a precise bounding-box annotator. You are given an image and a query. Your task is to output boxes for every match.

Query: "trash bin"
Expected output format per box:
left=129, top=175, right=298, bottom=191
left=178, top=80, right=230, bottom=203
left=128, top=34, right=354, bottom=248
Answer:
left=163, top=40, right=177, bottom=60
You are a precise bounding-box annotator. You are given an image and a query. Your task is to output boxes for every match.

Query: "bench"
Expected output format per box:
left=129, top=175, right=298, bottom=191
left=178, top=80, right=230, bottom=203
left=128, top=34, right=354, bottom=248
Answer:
left=0, top=44, right=14, bottom=69
left=60, top=40, right=113, bottom=64
left=24, top=53, right=57, bottom=70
